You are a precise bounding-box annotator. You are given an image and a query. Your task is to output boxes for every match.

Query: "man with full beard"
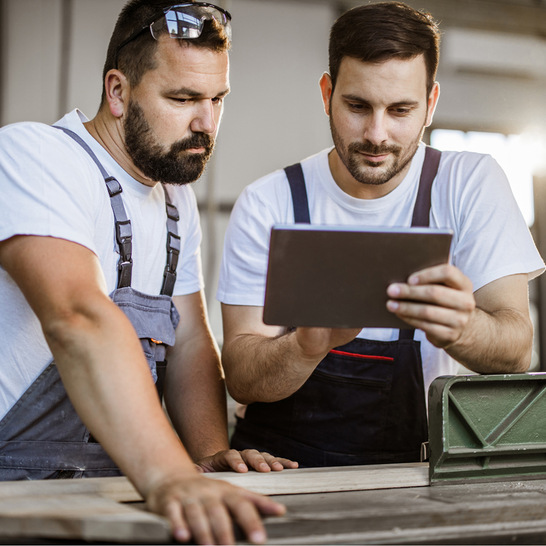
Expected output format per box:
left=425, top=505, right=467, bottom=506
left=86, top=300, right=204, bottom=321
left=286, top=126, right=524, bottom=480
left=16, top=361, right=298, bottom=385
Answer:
left=217, top=2, right=544, bottom=467
left=0, top=1, right=296, bottom=544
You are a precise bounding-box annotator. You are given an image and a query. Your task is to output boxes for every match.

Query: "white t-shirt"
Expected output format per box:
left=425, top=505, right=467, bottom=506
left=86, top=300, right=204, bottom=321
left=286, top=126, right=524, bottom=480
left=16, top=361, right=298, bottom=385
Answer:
left=0, top=109, right=203, bottom=417
left=217, top=143, right=545, bottom=394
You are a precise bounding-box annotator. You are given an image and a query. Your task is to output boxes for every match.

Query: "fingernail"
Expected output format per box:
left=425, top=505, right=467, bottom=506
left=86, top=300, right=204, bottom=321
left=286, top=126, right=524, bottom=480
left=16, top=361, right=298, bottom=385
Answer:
left=237, top=463, right=248, bottom=472
left=387, top=284, right=400, bottom=296
left=250, top=530, right=266, bottom=544
left=408, top=275, right=419, bottom=285
left=387, top=300, right=399, bottom=311
left=174, top=527, right=190, bottom=542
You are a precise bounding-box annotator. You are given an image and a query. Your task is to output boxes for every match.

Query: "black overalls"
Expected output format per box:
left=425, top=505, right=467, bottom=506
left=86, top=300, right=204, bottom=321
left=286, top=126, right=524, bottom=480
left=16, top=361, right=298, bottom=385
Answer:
left=0, top=128, right=181, bottom=480
left=231, top=147, right=442, bottom=467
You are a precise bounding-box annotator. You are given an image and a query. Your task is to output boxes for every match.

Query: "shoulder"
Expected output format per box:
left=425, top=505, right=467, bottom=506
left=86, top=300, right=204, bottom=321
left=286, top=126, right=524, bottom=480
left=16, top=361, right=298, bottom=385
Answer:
left=433, top=149, right=508, bottom=208
left=1, top=120, right=79, bottom=151
left=237, top=149, right=329, bottom=208
left=0, top=121, right=99, bottom=179
left=437, top=149, right=503, bottom=182
left=241, top=167, right=290, bottom=200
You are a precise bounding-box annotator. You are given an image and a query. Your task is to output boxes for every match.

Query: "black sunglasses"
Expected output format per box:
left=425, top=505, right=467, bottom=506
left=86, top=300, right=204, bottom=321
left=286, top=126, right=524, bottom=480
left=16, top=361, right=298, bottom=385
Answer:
left=114, top=2, right=232, bottom=69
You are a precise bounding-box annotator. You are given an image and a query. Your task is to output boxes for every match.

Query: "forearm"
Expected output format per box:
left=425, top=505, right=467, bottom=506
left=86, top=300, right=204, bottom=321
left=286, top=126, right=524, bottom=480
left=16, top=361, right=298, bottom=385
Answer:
left=222, top=331, right=321, bottom=404
left=164, top=340, right=230, bottom=461
left=221, top=304, right=362, bottom=404
left=445, top=307, right=533, bottom=374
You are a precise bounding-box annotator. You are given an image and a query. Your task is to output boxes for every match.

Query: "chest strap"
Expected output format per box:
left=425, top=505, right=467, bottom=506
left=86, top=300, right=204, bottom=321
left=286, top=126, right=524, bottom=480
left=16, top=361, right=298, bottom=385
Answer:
left=53, top=126, right=180, bottom=297
left=283, top=146, right=442, bottom=338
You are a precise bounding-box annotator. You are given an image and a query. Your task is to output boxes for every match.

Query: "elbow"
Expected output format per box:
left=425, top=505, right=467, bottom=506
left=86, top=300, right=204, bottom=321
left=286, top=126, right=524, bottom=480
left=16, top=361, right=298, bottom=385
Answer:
left=221, top=345, right=256, bottom=405
left=513, top=315, right=535, bottom=373
left=512, top=343, right=533, bottom=374
left=496, top=315, right=534, bottom=374
left=224, top=374, right=256, bottom=405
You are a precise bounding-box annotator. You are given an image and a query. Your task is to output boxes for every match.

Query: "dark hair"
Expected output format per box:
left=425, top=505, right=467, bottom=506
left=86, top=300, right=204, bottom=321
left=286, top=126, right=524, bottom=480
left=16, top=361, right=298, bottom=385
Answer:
left=329, top=1, right=440, bottom=96
left=100, top=1, right=230, bottom=104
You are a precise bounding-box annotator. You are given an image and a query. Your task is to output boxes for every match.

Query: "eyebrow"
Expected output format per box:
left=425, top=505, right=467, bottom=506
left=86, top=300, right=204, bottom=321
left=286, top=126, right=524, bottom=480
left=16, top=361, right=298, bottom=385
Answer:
left=342, top=94, right=420, bottom=107
left=166, top=86, right=230, bottom=98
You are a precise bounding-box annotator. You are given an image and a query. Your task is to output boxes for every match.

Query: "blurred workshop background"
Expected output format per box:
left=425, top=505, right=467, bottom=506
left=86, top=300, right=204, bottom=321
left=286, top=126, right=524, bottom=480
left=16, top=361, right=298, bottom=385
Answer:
left=2, top=0, right=546, bottom=370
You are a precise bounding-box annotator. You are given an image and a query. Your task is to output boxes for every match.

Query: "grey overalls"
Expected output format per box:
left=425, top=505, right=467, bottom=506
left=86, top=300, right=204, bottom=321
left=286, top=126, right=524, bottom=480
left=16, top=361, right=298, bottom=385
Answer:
left=0, top=127, right=181, bottom=480
left=231, top=147, right=442, bottom=467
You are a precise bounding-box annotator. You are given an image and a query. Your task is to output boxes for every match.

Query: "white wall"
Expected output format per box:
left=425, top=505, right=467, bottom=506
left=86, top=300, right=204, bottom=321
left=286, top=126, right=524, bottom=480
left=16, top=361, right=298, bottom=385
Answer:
left=434, top=27, right=546, bottom=133
left=3, top=0, right=63, bottom=124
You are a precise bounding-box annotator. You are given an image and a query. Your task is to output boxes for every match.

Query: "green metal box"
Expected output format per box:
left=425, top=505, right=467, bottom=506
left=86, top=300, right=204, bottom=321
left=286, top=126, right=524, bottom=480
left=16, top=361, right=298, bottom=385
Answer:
left=428, top=373, right=546, bottom=484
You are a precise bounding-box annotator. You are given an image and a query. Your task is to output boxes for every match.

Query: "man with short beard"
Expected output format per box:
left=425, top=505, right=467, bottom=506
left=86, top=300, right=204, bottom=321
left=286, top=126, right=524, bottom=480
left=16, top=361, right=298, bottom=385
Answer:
left=217, top=2, right=544, bottom=468
left=0, top=1, right=296, bottom=544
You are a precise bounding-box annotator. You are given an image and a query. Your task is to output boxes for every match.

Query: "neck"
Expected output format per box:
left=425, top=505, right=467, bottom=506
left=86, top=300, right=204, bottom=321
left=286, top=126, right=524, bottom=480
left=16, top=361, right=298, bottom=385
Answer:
left=84, top=108, right=156, bottom=187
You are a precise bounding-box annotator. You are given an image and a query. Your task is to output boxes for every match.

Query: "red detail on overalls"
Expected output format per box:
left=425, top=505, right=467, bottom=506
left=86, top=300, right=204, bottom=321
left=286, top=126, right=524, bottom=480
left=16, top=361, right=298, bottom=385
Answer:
left=329, top=349, right=394, bottom=361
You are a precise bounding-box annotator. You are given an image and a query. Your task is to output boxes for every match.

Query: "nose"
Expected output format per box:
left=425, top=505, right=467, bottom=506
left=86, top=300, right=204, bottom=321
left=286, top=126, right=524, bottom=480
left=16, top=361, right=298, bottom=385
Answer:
left=191, top=99, right=217, bottom=135
left=363, top=112, right=388, bottom=145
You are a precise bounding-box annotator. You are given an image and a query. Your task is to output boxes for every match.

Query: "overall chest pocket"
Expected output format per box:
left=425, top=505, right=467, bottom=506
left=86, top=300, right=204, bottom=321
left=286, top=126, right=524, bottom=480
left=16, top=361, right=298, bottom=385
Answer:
left=110, top=287, right=180, bottom=381
left=289, top=339, right=397, bottom=453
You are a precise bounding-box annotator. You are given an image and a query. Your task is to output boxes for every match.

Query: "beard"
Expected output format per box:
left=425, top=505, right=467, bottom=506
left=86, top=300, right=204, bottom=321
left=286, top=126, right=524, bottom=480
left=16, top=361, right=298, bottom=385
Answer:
left=123, top=99, right=214, bottom=185
left=329, top=110, right=425, bottom=187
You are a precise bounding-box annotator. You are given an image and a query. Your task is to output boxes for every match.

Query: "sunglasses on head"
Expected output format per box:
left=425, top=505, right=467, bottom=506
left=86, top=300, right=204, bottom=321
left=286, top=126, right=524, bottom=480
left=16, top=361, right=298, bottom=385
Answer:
left=114, top=2, right=232, bottom=69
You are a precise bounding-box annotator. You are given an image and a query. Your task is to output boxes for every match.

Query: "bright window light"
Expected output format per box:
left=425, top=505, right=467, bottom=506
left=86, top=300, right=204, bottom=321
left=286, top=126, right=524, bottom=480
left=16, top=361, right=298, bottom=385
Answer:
left=431, top=129, right=535, bottom=226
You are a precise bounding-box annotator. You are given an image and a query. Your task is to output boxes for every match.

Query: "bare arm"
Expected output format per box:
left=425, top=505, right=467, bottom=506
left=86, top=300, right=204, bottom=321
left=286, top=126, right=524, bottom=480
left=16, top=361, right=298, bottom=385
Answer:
left=164, top=293, right=297, bottom=472
left=164, top=292, right=229, bottom=461
left=387, top=265, right=533, bottom=373
left=221, top=304, right=361, bottom=404
left=0, top=235, right=284, bottom=544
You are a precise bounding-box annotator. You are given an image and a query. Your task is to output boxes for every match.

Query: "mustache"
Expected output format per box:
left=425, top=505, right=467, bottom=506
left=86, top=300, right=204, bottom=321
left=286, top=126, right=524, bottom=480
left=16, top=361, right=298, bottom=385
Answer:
left=348, top=141, right=401, bottom=156
left=170, top=132, right=214, bottom=154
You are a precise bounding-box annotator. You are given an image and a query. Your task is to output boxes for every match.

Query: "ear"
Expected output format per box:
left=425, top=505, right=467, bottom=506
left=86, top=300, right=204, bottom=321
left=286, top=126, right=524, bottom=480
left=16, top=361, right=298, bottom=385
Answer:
left=319, top=72, right=333, bottom=117
left=103, top=69, right=129, bottom=119
left=425, top=81, right=440, bottom=127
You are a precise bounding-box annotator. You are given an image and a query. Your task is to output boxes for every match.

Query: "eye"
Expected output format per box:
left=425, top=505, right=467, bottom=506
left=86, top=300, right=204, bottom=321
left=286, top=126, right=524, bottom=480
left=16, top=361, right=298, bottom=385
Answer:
left=390, top=107, right=412, bottom=116
left=171, top=97, right=188, bottom=104
left=347, top=102, right=368, bottom=112
left=211, top=96, right=224, bottom=105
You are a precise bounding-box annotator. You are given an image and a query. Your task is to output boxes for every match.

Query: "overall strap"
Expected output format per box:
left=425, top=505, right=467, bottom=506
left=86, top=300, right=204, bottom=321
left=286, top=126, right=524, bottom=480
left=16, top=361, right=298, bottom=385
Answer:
left=284, top=163, right=311, bottom=223
left=161, top=187, right=181, bottom=297
left=399, top=145, right=442, bottom=341
left=410, top=146, right=442, bottom=227
left=53, top=126, right=179, bottom=296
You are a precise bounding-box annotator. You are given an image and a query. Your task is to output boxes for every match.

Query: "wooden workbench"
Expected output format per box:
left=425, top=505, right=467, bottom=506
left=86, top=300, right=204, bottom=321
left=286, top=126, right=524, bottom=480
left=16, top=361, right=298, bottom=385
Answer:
left=2, top=463, right=546, bottom=544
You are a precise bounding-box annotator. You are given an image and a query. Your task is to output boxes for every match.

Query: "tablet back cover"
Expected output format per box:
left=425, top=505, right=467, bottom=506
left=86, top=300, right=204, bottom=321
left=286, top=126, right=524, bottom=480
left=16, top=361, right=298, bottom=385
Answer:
left=263, top=225, right=453, bottom=329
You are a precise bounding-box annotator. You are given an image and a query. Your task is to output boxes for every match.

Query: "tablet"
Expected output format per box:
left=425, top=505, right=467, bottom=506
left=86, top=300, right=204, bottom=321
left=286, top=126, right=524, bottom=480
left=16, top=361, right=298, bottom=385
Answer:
left=263, top=225, right=453, bottom=329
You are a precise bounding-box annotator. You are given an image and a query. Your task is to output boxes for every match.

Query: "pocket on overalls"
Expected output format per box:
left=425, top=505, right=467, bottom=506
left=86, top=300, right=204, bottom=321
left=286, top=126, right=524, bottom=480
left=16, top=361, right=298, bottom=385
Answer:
left=111, top=287, right=179, bottom=384
left=290, top=341, right=395, bottom=455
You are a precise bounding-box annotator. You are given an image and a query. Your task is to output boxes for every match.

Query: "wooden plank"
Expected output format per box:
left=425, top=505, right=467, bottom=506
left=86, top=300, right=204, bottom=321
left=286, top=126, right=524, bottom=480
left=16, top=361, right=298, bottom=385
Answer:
left=0, top=494, right=170, bottom=543
left=0, top=475, right=143, bottom=502
left=207, top=462, right=429, bottom=496
left=0, top=463, right=429, bottom=502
